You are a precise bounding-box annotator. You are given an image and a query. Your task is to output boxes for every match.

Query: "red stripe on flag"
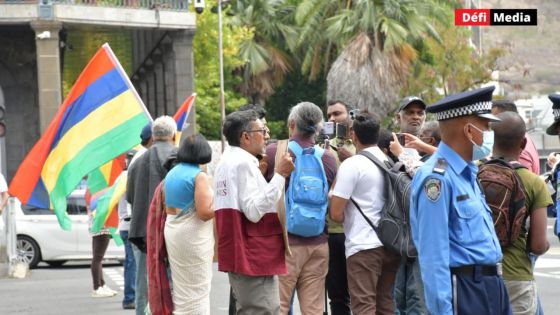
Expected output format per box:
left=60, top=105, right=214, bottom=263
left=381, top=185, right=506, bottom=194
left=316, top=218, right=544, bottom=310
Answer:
left=8, top=48, right=116, bottom=204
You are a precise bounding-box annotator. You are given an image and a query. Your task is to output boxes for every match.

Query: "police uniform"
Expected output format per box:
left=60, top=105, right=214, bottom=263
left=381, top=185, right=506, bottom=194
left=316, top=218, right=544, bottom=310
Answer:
left=545, top=93, right=560, bottom=239
left=410, top=86, right=512, bottom=315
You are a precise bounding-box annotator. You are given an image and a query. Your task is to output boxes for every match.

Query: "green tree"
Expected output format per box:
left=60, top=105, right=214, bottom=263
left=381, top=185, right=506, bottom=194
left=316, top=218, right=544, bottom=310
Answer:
left=193, top=0, right=249, bottom=139
left=403, top=21, right=505, bottom=105
left=228, top=0, right=298, bottom=106
left=295, top=0, right=445, bottom=116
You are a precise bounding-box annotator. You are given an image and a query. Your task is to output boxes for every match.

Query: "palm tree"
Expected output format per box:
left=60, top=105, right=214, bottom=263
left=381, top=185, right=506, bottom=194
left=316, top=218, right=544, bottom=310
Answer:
left=297, top=0, right=444, bottom=116
left=228, top=0, right=298, bottom=105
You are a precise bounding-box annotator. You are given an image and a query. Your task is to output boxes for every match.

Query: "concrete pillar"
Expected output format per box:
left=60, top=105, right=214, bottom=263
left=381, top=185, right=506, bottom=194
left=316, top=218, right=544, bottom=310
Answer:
left=31, top=21, right=62, bottom=134
left=170, top=30, right=195, bottom=137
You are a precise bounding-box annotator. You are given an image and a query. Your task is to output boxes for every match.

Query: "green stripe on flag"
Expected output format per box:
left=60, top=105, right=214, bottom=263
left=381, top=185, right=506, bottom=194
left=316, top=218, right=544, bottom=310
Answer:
left=50, top=113, right=148, bottom=230
left=109, top=227, right=123, bottom=246
left=87, top=168, right=109, bottom=194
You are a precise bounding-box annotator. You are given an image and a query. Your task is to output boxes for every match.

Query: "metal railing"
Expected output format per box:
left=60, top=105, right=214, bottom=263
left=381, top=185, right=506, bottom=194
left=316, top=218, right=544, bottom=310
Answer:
left=0, top=0, right=191, bottom=11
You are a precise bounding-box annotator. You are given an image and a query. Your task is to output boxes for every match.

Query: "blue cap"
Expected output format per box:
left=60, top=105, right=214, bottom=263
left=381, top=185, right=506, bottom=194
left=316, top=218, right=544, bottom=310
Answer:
left=140, top=123, right=152, bottom=141
left=546, top=93, right=560, bottom=135
left=427, top=86, right=499, bottom=121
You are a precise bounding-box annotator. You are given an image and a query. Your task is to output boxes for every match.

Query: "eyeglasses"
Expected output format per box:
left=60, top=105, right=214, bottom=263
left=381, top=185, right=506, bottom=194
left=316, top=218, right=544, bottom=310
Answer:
left=245, top=129, right=268, bottom=136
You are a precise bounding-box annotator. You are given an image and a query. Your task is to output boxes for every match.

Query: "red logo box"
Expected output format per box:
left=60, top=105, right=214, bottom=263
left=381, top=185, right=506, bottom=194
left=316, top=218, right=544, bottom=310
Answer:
left=455, top=9, right=491, bottom=26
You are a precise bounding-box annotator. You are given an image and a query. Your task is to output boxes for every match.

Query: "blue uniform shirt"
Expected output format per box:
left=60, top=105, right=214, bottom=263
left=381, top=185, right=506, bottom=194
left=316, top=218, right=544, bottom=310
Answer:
left=410, top=142, right=502, bottom=315
left=554, top=165, right=560, bottom=236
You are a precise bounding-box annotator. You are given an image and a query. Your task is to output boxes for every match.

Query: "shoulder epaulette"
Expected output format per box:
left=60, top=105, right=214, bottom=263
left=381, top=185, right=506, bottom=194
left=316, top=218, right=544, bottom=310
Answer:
left=433, top=158, right=448, bottom=175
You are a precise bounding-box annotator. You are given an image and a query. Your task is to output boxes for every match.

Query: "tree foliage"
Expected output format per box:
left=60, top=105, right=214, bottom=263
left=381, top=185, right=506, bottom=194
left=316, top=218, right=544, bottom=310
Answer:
left=402, top=14, right=505, bottom=105
left=193, top=0, right=249, bottom=139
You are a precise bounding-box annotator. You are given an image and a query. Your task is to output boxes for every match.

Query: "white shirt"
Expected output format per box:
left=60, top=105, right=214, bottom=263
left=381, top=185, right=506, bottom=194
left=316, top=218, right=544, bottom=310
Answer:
left=213, top=146, right=285, bottom=222
left=332, top=146, right=387, bottom=258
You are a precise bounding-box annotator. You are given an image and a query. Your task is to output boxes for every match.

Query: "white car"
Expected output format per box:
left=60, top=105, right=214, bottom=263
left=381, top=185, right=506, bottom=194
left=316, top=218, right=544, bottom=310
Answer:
left=15, top=190, right=125, bottom=268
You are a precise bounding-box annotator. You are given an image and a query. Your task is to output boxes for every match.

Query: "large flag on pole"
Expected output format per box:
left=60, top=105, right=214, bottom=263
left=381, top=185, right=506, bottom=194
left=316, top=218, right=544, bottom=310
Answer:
left=173, top=93, right=196, bottom=145
left=9, top=43, right=151, bottom=230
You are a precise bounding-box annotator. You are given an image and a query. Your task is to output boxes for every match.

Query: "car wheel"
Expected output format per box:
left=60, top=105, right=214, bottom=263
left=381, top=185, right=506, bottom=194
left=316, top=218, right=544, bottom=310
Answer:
left=45, top=260, right=67, bottom=267
left=16, top=235, right=41, bottom=269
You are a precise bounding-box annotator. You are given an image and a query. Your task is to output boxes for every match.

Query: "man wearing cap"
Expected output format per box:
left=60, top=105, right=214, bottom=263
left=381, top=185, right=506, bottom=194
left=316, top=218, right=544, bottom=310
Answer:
left=410, top=86, right=511, bottom=315
left=396, top=96, right=426, bottom=137
left=127, top=117, right=177, bottom=315
left=393, top=96, right=429, bottom=315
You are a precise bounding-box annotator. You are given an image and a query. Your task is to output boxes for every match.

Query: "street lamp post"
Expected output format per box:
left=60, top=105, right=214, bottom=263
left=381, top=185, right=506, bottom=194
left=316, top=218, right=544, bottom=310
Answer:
left=218, top=0, right=226, bottom=152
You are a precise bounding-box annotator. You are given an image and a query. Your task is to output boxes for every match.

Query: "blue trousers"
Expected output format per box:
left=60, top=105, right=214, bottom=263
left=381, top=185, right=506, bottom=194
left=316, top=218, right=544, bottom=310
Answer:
left=132, top=243, right=148, bottom=315
left=453, top=269, right=512, bottom=315
left=120, top=230, right=136, bottom=305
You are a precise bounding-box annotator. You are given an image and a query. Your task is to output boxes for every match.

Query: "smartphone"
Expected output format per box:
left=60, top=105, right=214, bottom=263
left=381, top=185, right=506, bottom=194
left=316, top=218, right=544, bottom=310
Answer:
left=322, top=121, right=335, bottom=137
left=336, top=123, right=347, bottom=139
left=396, top=133, right=406, bottom=145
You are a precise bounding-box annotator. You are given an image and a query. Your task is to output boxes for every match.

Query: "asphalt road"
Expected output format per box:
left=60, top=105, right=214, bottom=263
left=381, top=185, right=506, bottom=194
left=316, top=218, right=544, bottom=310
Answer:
left=0, top=221, right=558, bottom=314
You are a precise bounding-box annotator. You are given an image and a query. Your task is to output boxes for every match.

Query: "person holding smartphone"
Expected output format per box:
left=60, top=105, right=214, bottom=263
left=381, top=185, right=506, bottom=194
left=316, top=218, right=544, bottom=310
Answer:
left=393, top=96, right=429, bottom=315
left=324, top=100, right=357, bottom=315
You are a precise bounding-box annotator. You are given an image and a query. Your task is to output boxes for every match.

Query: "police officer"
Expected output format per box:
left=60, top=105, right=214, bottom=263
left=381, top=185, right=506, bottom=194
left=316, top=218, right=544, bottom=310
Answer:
left=545, top=93, right=560, bottom=240
left=410, top=86, right=512, bottom=315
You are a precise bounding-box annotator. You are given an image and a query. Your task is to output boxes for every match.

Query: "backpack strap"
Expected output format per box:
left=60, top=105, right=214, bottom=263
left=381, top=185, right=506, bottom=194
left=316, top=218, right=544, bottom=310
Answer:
left=350, top=198, right=379, bottom=233
left=288, top=141, right=303, bottom=156
left=509, top=160, right=527, bottom=170
left=357, top=150, right=389, bottom=175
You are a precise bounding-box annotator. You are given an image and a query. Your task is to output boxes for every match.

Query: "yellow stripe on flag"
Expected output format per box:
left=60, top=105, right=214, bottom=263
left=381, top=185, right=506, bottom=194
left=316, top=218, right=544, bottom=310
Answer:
left=41, top=90, right=142, bottom=192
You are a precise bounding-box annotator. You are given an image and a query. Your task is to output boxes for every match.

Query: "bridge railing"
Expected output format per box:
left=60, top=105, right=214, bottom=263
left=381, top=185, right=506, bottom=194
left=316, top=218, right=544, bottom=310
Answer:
left=0, top=0, right=191, bottom=11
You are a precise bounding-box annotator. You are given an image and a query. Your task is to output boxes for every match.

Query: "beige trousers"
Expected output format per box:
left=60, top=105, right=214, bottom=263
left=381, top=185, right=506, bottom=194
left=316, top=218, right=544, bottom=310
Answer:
left=279, top=242, right=329, bottom=315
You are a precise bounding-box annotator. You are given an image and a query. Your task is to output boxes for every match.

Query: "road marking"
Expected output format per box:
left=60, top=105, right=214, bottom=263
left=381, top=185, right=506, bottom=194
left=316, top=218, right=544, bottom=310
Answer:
left=104, top=267, right=125, bottom=291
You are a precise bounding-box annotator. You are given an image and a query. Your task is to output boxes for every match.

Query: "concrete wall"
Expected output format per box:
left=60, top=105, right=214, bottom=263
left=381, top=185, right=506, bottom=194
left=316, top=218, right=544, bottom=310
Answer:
left=0, top=26, right=40, bottom=181
left=131, top=29, right=196, bottom=135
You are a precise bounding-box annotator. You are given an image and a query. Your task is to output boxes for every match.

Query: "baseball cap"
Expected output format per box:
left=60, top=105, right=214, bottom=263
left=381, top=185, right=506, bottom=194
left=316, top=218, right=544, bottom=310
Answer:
left=398, top=96, right=426, bottom=112
left=140, top=123, right=152, bottom=141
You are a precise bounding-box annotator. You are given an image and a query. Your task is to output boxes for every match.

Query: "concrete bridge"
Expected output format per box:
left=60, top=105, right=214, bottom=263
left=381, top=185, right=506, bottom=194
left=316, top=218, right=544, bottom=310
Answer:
left=0, top=0, right=198, bottom=179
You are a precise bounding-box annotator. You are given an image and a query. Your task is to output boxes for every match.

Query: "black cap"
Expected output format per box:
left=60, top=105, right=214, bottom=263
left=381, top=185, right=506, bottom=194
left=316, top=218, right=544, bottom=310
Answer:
left=398, top=96, right=426, bottom=112
left=546, top=93, right=560, bottom=135
left=427, top=86, right=499, bottom=121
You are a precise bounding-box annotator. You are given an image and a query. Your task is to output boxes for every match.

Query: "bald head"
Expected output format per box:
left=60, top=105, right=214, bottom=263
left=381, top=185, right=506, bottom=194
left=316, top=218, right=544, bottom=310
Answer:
left=490, top=111, right=526, bottom=153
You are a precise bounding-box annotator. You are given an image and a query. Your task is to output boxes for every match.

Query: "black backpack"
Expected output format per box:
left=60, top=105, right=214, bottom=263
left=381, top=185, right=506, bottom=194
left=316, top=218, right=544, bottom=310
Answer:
left=350, top=150, right=417, bottom=258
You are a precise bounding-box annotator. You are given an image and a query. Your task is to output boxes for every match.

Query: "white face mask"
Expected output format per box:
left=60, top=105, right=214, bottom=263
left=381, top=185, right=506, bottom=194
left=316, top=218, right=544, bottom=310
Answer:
left=467, top=123, right=494, bottom=161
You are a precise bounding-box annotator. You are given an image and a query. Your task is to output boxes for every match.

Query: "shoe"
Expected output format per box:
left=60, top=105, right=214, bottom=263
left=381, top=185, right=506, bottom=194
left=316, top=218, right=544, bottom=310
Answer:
left=91, top=287, right=114, bottom=298
left=102, top=285, right=118, bottom=296
left=122, top=302, right=135, bottom=310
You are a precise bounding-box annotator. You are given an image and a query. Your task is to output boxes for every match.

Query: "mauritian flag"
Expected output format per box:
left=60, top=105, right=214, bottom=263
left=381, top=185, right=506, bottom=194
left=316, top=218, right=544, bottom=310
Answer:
left=87, top=154, right=126, bottom=241
left=8, top=43, right=151, bottom=230
left=173, top=93, right=196, bottom=145
left=87, top=154, right=126, bottom=194
left=90, top=172, right=127, bottom=244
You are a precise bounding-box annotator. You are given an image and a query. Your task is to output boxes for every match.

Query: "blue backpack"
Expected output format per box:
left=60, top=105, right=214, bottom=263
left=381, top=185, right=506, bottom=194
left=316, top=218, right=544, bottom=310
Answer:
left=286, top=141, right=329, bottom=237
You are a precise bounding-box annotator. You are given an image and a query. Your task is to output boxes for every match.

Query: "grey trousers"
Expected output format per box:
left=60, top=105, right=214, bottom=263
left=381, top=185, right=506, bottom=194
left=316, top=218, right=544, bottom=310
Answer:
left=228, top=272, right=280, bottom=315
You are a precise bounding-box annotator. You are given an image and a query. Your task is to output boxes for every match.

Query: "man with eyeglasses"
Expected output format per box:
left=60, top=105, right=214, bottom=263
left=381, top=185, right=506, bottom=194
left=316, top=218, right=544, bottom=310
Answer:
left=214, top=110, right=294, bottom=315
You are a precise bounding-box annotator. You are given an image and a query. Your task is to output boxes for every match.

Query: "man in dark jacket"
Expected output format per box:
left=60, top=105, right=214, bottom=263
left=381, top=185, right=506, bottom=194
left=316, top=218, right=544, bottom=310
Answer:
left=127, top=115, right=177, bottom=315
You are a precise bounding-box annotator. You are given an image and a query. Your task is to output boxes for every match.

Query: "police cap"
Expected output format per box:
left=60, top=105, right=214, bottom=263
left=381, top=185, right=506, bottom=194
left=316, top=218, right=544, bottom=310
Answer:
left=427, top=86, right=500, bottom=121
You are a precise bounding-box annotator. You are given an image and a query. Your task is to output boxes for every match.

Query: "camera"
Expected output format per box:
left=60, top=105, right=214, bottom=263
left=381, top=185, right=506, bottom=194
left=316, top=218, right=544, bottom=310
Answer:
left=194, top=0, right=204, bottom=14
left=349, top=109, right=359, bottom=120
left=396, top=133, right=406, bottom=145
left=322, top=122, right=335, bottom=137
left=335, top=123, right=348, bottom=140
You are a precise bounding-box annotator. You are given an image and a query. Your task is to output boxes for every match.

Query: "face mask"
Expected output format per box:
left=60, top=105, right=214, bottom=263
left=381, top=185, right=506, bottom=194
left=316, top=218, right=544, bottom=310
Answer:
left=468, top=123, right=494, bottom=161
